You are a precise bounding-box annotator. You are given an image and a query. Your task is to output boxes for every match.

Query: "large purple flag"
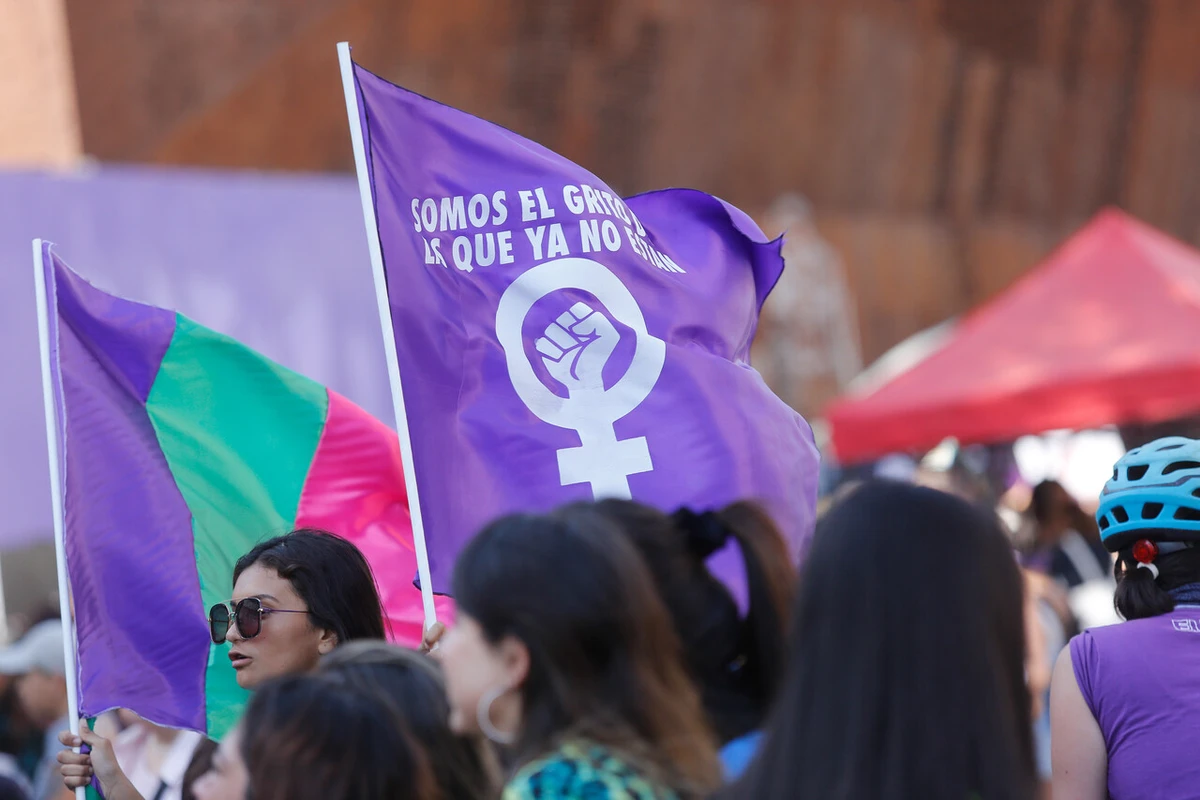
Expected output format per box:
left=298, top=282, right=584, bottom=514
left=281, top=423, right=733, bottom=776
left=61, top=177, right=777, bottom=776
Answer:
left=350, top=58, right=820, bottom=595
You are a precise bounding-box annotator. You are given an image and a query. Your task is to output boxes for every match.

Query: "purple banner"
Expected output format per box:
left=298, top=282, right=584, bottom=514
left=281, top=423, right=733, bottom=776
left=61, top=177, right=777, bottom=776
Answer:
left=354, top=62, right=820, bottom=595
left=42, top=244, right=209, bottom=729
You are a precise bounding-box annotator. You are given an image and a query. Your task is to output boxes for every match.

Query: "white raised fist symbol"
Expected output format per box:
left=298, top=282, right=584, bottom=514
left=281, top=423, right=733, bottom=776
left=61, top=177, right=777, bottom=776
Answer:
left=495, top=258, right=667, bottom=499
left=534, top=302, right=619, bottom=393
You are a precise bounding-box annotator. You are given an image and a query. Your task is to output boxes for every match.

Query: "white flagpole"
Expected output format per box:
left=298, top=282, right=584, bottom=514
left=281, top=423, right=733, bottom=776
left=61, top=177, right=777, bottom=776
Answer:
left=336, top=43, right=438, bottom=629
left=32, top=240, right=87, bottom=800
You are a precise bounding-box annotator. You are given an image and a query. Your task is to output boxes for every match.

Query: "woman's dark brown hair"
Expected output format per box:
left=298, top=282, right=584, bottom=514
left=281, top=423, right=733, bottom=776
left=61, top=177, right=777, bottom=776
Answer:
left=725, top=482, right=1034, bottom=800
left=452, top=510, right=721, bottom=796
left=570, top=499, right=795, bottom=745
left=234, top=529, right=386, bottom=644
left=319, top=641, right=497, bottom=800
left=240, top=673, right=435, bottom=800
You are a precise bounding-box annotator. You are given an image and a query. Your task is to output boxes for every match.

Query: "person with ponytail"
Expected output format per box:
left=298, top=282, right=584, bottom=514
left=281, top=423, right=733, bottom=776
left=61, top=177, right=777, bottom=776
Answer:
left=722, top=482, right=1034, bottom=800
left=561, top=500, right=794, bottom=779
left=1051, top=437, right=1200, bottom=800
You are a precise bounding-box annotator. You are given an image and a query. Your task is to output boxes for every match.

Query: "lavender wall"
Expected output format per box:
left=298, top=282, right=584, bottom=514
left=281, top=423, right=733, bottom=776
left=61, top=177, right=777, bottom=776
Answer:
left=2, top=165, right=390, bottom=549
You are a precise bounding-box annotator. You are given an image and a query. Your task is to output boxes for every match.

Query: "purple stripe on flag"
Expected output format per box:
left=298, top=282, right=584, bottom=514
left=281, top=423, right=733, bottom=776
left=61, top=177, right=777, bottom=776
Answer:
left=48, top=248, right=209, bottom=730
left=53, top=252, right=176, bottom=403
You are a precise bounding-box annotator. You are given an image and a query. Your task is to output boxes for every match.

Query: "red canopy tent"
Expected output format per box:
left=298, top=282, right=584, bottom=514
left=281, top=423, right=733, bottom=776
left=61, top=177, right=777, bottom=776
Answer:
left=826, top=209, right=1200, bottom=463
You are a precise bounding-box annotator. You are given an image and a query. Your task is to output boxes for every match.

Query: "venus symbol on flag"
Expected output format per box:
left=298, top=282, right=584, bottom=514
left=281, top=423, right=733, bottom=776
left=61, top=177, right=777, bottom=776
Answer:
left=496, top=257, right=666, bottom=499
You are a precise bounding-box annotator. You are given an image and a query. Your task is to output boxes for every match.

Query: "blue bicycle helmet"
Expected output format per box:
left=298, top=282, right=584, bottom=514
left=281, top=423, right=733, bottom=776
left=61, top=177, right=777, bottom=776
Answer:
left=1097, top=436, right=1200, bottom=551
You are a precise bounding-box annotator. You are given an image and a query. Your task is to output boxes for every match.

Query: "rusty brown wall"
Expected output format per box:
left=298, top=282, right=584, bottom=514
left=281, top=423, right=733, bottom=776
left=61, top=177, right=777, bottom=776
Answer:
left=0, top=0, right=80, bottom=167
left=59, top=0, right=1200, bottom=410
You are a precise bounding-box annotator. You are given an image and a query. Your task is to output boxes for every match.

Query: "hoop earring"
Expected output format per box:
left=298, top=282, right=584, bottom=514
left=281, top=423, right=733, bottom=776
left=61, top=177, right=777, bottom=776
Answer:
left=476, top=686, right=516, bottom=745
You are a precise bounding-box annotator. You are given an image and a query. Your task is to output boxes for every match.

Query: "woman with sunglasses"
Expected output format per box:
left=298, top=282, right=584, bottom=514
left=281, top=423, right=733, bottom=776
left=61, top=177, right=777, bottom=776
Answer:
left=211, top=529, right=386, bottom=688
left=58, top=529, right=387, bottom=796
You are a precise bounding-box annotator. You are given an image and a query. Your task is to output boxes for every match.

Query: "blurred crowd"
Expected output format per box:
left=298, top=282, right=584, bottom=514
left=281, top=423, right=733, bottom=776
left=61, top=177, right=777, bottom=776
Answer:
left=0, top=438, right=1192, bottom=799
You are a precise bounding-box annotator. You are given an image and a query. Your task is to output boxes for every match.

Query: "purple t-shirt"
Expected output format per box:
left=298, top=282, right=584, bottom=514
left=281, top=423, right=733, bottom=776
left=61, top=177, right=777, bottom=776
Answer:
left=1071, top=606, right=1200, bottom=799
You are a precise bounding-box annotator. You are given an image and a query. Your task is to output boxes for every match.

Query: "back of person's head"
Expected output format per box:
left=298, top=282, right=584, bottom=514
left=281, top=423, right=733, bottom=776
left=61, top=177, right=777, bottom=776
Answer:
left=451, top=510, right=721, bottom=794
left=1030, top=479, right=1068, bottom=525
left=569, top=499, right=793, bottom=744
left=1112, top=546, right=1200, bottom=620
left=234, top=529, right=385, bottom=643
left=180, top=738, right=218, bottom=800
left=241, top=673, right=434, bottom=800
left=0, top=775, right=26, bottom=800
left=729, top=481, right=1034, bottom=800
left=319, top=641, right=495, bottom=800
left=1031, top=479, right=1098, bottom=542
left=1096, top=437, right=1200, bottom=619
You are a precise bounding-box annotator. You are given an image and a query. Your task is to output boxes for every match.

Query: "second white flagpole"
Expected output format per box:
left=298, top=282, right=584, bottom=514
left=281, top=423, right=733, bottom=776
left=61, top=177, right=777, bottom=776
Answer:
left=336, top=43, right=438, bottom=629
left=32, top=239, right=87, bottom=800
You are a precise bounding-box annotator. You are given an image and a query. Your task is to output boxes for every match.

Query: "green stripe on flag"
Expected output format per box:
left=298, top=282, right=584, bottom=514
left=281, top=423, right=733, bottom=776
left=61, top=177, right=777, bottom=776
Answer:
left=146, top=314, right=328, bottom=736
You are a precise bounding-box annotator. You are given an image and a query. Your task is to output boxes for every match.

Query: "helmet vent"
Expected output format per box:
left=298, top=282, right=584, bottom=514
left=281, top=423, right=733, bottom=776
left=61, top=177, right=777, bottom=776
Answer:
left=1112, top=507, right=1130, bottom=524
left=1099, top=517, right=1110, bottom=530
left=1128, top=465, right=1150, bottom=480
left=1163, top=460, right=1200, bottom=475
left=1142, top=503, right=1164, bottom=520
left=1174, top=506, right=1200, bottom=521
left=1159, top=443, right=1185, bottom=451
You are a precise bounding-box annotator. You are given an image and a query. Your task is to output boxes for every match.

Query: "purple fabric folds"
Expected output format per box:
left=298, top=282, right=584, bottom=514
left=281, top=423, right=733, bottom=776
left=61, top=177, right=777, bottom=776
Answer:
left=353, top=62, right=820, bottom=596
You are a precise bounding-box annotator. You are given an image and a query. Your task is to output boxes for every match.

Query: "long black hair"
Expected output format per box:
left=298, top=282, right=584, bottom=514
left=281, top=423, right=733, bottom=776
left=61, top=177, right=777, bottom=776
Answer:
left=567, top=499, right=793, bottom=744
left=319, top=642, right=496, bottom=800
left=234, top=529, right=386, bottom=644
left=726, top=481, right=1034, bottom=800
left=1113, top=545, right=1200, bottom=620
left=452, top=511, right=721, bottom=795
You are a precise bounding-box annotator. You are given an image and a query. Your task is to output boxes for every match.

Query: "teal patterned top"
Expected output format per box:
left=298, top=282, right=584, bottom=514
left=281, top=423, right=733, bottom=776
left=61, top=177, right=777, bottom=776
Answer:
left=502, top=741, right=679, bottom=800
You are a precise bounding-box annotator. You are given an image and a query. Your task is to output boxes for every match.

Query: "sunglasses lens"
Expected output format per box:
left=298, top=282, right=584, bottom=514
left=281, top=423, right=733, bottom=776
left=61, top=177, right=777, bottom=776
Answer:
left=235, top=598, right=262, bottom=640
left=208, top=604, right=230, bottom=644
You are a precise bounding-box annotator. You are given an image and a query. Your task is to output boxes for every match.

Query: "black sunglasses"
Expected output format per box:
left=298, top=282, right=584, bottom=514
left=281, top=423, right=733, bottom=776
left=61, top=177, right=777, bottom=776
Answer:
left=208, top=597, right=308, bottom=644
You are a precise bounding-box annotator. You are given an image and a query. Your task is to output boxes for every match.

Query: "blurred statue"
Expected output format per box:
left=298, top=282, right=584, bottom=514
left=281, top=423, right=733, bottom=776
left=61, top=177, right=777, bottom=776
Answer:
left=758, top=194, right=862, bottom=413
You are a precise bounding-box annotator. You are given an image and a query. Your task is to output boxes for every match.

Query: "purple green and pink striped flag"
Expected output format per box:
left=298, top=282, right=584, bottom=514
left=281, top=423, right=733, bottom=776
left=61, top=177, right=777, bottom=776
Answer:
left=37, top=242, right=452, bottom=737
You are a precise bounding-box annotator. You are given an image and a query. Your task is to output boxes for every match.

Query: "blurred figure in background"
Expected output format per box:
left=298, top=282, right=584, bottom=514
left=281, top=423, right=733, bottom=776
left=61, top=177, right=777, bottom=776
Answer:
left=566, top=500, right=794, bottom=780
left=1052, top=438, right=1200, bottom=799
left=1028, top=480, right=1110, bottom=585
left=436, top=510, right=721, bottom=799
left=108, top=711, right=203, bottom=800
left=724, top=482, right=1034, bottom=800
left=1027, top=480, right=1118, bottom=631
left=0, top=674, right=45, bottom=792
left=757, top=193, right=862, bottom=410
left=1023, top=569, right=1070, bottom=798
left=0, top=621, right=70, bottom=800
left=0, top=776, right=28, bottom=800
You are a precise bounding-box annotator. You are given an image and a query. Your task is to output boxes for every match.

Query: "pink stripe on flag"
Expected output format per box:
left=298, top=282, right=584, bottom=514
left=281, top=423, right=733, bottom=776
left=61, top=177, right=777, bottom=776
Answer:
left=295, top=390, right=454, bottom=646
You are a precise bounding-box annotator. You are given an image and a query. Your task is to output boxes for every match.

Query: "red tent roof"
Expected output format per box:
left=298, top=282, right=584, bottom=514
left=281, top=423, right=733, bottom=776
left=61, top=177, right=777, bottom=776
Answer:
left=827, top=209, right=1200, bottom=463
